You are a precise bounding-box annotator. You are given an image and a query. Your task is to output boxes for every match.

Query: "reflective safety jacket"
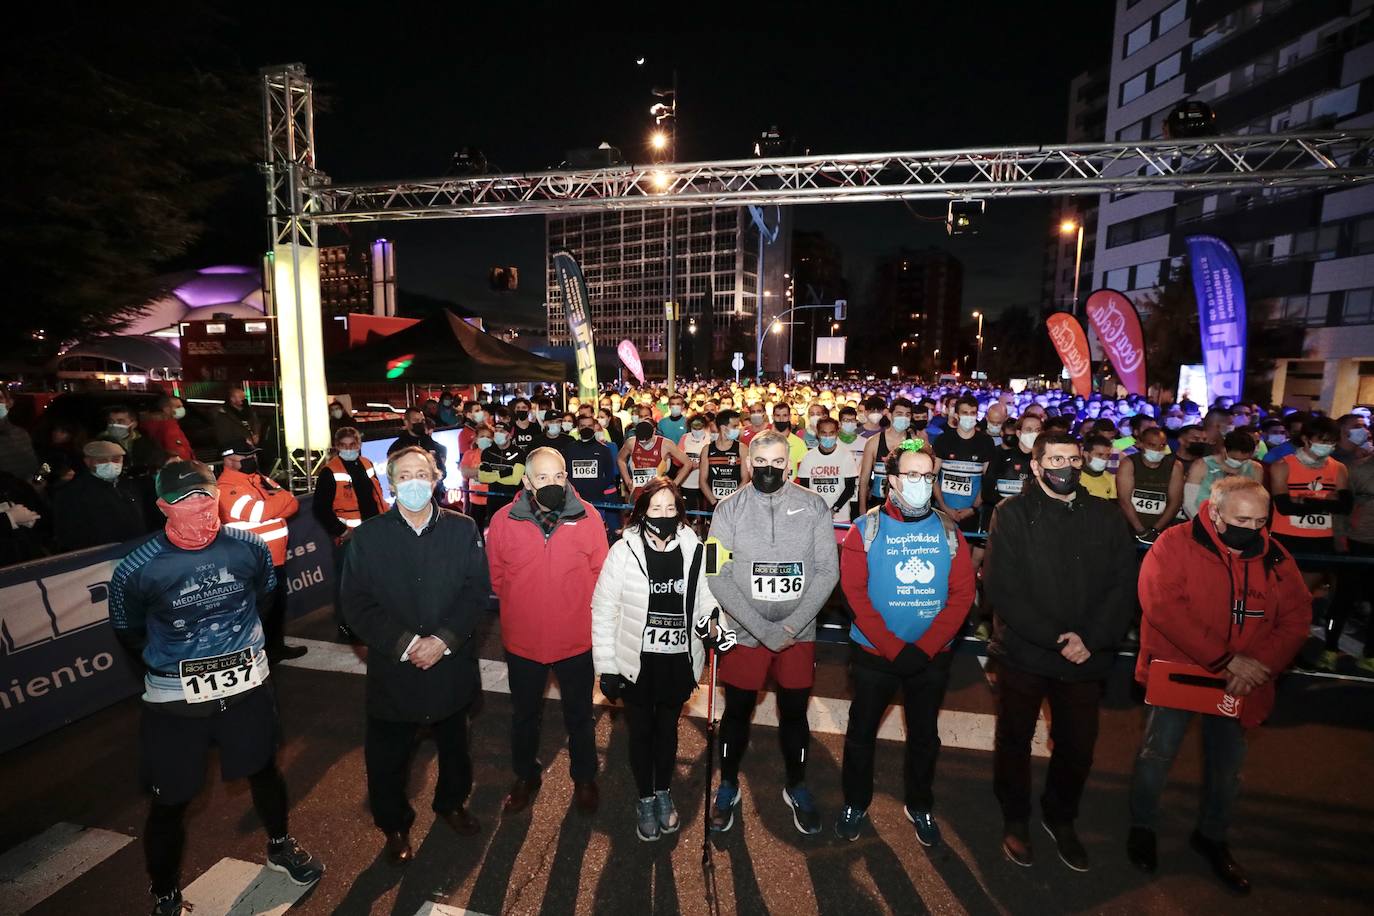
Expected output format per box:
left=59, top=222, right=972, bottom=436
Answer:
left=216, top=467, right=298, bottom=566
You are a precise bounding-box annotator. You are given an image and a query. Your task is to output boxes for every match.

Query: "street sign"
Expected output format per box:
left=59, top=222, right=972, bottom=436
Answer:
left=731, top=351, right=744, bottom=382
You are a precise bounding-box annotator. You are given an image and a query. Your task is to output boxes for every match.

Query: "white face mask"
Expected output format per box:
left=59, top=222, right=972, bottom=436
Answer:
left=1144, top=448, right=1168, bottom=463
left=1019, top=431, right=1039, bottom=451
left=1087, top=456, right=1108, bottom=473
left=866, top=412, right=883, bottom=425
left=958, top=415, right=978, bottom=432
left=894, top=476, right=934, bottom=512
left=987, top=423, right=1003, bottom=436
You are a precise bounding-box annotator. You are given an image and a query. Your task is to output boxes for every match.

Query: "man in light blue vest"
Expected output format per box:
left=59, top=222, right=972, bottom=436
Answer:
left=835, top=439, right=975, bottom=845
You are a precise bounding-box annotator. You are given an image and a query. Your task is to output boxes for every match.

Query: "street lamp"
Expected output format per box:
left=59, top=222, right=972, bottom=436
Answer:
left=772, top=319, right=783, bottom=334
left=1060, top=218, right=1085, bottom=318
left=972, top=310, right=984, bottom=376
left=650, top=130, right=668, bottom=152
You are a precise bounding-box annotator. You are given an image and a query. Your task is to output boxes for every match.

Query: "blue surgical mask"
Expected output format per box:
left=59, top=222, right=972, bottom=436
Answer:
left=1349, top=428, right=1369, bottom=447
left=958, top=415, right=977, bottom=432
left=1266, top=433, right=1287, bottom=446
left=725, top=427, right=741, bottom=441
left=818, top=436, right=837, bottom=450
left=94, top=462, right=121, bottom=481
left=395, top=478, right=432, bottom=511
left=1309, top=443, right=1336, bottom=459
left=476, top=436, right=493, bottom=451
left=495, top=432, right=510, bottom=447
left=840, top=421, right=857, bottom=435
left=0, top=405, right=8, bottom=420
left=338, top=449, right=360, bottom=462
left=1144, top=449, right=1168, bottom=463
left=892, top=416, right=911, bottom=432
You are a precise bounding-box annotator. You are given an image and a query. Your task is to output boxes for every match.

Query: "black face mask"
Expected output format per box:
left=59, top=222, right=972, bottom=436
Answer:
left=515, top=410, right=530, bottom=422
left=1185, top=442, right=1209, bottom=458
left=410, top=423, right=426, bottom=437
left=1217, top=521, right=1262, bottom=551
left=578, top=427, right=594, bottom=441
left=1003, top=434, right=1017, bottom=448
left=773, top=421, right=791, bottom=433
left=641, top=514, right=679, bottom=542
left=1040, top=466, right=1079, bottom=495
left=635, top=421, right=655, bottom=441
left=534, top=484, right=565, bottom=511
left=238, top=456, right=259, bottom=476
left=752, top=465, right=786, bottom=494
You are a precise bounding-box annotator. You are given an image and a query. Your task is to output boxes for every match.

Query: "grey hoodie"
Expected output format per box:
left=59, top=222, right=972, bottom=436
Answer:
left=705, top=480, right=840, bottom=650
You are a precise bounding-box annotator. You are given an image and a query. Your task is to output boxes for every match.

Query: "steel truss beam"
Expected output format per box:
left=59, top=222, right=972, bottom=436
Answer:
left=306, top=132, right=1374, bottom=222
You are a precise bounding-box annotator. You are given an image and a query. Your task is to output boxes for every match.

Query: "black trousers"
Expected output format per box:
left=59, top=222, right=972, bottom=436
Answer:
left=719, top=685, right=811, bottom=788
left=145, top=764, right=288, bottom=895
left=364, top=708, right=473, bottom=833
left=506, top=650, right=597, bottom=783
left=624, top=700, right=683, bottom=797
left=264, top=564, right=288, bottom=653
left=842, top=650, right=952, bottom=812
left=1329, top=539, right=1374, bottom=655
left=993, top=661, right=1102, bottom=825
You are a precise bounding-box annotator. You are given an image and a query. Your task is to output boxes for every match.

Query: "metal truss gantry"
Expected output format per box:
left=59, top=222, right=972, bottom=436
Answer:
left=305, top=132, right=1374, bottom=222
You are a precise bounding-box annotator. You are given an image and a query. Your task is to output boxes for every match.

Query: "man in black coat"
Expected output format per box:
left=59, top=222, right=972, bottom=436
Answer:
left=341, top=445, right=490, bottom=866
left=52, top=440, right=151, bottom=552
left=984, top=431, right=1136, bottom=872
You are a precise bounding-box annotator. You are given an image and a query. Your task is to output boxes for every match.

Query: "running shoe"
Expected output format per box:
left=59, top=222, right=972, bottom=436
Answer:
left=710, top=780, right=741, bottom=833
left=782, top=785, right=822, bottom=836
left=905, top=807, right=942, bottom=847
left=150, top=888, right=184, bottom=916
left=653, top=789, right=680, bottom=834
left=266, top=836, right=325, bottom=886
left=834, top=804, right=867, bottom=841
left=636, top=797, right=660, bottom=842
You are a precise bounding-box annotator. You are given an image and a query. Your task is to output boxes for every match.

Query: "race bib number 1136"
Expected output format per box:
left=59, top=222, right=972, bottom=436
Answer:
left=751, top=561, right=805, bottom=602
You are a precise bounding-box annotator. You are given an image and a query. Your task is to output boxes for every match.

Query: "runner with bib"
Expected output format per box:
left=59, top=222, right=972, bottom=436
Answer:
left=1117, top=427, right=1185, bottom=543
left=618, top=417, right=693, bottom=502
left=704, top=431, right=840, bottom=836
left=701, top=410, right=749, bottom=508
left=858, top=397, right=922, bottom=514
left=931, top=395, right=996, bottom=535
left=1267, top=415, right=1351, bottom=606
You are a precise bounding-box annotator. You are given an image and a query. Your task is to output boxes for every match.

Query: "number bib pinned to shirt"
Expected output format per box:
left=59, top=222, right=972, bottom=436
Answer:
left=631, top=467, right=656, bottom=489
left=1287, top=512, right=1332, bottom=531
left=642, top=610, right=689, bottom=654
left=178, top=648, right=264, bottom=703
left=750, top=561, right=805, bottom=601
left=1131, top=490, right=1166, bottom=516
left=571, top=460, right=598, bottom=479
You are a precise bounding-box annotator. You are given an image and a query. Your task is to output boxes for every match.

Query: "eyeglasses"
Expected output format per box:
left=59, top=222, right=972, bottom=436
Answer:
left=894, top=472, right=937, bottom=484
left=1040, top=454, right=1084, bottom=469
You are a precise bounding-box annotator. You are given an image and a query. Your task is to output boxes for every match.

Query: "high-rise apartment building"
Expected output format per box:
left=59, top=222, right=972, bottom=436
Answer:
left=864, top=248, right=964, bottom=375
left=1096, top=0, right=1374, bottom=411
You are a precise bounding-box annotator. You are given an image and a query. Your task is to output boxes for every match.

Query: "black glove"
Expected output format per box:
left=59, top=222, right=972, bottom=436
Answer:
left=599, top=673, right=625, bottom=701
left=892, top=644, right=930, bottom=677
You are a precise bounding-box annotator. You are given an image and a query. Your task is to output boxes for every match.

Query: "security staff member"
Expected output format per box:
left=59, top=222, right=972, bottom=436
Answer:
left=312, top=426, right=385, bottom=543
left=218, top=442, right=305, bottom=662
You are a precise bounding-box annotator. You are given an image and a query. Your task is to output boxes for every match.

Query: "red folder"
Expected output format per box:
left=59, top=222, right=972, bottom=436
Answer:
left=1145, top=660, right=1244, bottom=719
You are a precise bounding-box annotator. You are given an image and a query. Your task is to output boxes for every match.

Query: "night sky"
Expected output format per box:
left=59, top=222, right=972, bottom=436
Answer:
left=188, top=2, right=1116, bottom=327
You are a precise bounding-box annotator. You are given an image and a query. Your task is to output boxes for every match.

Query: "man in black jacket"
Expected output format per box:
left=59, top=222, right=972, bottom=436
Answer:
left=984, top=431, right=1136, bottom=872
left=340, top=446, right=490, bottom=866
left=52, top=440, right=150, bottom=552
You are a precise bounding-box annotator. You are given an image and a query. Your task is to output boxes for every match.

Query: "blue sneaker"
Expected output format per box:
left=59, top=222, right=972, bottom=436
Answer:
left=905, top=807, right=942, bottom=847
left=710, top=780, right=741, bottom=833
left=834, top=804, right=867, bottom=841
left=783, top=785, right=822, bottom=836
left=635, top=796, right=660, bottom=842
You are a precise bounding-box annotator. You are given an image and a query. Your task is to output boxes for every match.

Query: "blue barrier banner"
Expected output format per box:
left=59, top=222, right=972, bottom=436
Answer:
left=1186, top=234, right=1247, bottom=400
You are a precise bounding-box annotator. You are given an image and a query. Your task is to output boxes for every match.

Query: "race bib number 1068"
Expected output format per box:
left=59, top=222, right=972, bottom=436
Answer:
left=751, top=561, right=805, bottom=602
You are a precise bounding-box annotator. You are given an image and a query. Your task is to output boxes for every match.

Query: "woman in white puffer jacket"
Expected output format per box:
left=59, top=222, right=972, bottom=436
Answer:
left=591, top=479, right=719, bottom=842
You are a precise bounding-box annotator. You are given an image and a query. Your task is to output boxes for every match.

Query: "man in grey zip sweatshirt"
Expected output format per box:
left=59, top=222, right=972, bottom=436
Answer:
left=706, top=430, right=839, bottom=835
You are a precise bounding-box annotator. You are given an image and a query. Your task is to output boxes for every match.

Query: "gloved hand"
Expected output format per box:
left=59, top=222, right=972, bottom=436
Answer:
left=892, top=644, right=930, bottom=676
left=599, top=673, right=625, bottom=701
left=715, top=625, right=738, bottom=654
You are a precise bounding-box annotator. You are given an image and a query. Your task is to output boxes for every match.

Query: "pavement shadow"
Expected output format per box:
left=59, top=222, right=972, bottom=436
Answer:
left=329, top=847, right=404, bottom=914
left=466, top=792, right=536, bottom=913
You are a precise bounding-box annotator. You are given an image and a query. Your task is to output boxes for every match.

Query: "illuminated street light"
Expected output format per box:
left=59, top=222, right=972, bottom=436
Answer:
left=772, top=319, right=783, bottom=334
left=1059, top=219, right=1079, bottom=235
left=650, top=170, right=670, bottom=191
left=650, top=131, right=668, bottom=151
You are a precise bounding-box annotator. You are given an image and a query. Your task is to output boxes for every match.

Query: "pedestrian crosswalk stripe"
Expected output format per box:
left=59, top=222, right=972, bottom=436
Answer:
left=283, top=638, right=1048, bottom=756
left=414, top=904, right=494, bottom=916
left=0, top=822, right=132, bottom=916
left=182, top=857, right=311, bottom=916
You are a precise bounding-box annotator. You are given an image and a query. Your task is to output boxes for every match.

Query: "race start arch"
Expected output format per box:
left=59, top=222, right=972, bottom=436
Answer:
left=261, top=62, right=1374, bottom=488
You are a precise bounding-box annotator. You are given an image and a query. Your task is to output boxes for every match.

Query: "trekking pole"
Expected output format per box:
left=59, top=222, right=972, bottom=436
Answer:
left=702, top=632, right=719, bottom=867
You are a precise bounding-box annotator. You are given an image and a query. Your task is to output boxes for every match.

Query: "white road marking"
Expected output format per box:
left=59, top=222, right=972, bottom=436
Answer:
left=284, top=638, right=1047, bottom=756
left=182, top=857, right=311, bottom=916
left=414, top=904, right=494, bottom=916
left=0, top=822, right=133, bottom=916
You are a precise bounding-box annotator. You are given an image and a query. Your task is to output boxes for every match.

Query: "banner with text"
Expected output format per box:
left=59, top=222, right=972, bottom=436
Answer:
left=1085, top=289, right=1147, bottom=395
left=552, top=251, right=600, bottom=401
left=1046, top=312, right=1094, bottom=397
left=617, top=339, right=645, bottom=385
left=0, top=497, right=336, bottom=755
left=1186, top=234, right=1248, bottom=400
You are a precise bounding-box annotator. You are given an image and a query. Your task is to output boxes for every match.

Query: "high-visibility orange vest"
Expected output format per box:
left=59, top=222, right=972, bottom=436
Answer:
left=217, top=467, right=298, bottom=566
left=325, top=455, right=385, bottom=529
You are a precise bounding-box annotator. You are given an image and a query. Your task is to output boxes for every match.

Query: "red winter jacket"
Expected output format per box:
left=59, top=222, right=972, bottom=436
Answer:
left=485, top=487, right=609, bottom=664
left=1137, top=502, right=1311, bottom=727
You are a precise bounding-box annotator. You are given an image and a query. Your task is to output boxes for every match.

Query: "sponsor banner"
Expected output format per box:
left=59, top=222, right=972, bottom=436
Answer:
left=552, top=251, right=600, bottom=401
left=1085, top=289, right=1147, bottom=395
left=1186, top=234, right=1248, bottom=400
left=0, top=497, right=337, bottom=754
left=617, top=339, right=645, bottom=385
left=1046, top=312, right=1093, bottom=397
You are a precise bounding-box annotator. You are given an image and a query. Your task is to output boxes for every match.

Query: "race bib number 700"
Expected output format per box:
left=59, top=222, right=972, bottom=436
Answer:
left=178, top=648, right=263, bottom=704
left=751, top=561, right=805, bottom=602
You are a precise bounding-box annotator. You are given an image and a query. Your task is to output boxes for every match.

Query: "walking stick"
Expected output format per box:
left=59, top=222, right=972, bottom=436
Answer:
left=703, top=634, right=719, bottom=869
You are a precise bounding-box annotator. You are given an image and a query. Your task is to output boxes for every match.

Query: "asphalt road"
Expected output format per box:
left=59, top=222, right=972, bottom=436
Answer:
left=2, top=608, right=1371, bottom=916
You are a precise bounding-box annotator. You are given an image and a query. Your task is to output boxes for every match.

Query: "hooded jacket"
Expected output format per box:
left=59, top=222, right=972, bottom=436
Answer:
left=486, top=485, right=609, bottom=663
left=984, top=480, right=1137, bottom=681
left=705, top=480, right=839, bottom=651
left=1137, top=503, right=1310, bottom=727
left=591, top=524, right=716, bottom=683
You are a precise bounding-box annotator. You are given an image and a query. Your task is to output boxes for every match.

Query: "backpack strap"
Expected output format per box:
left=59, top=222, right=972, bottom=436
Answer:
left=862, top=505, right=960, bottom=556
left=859, top=506, right=884, bottom=553
left=932, top=507, right=960, bottom=555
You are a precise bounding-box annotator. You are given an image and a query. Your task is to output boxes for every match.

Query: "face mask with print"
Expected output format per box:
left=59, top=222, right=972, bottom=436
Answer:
left=338, top=448, right=361, bottom=462
left=641, top=513, right=680, bottom=542
left=395, top=478, right=432, bottom=512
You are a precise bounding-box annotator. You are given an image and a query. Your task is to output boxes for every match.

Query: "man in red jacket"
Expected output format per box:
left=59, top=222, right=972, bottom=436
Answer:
left=1132, top=476, right=1310, bottom=894
left=836, top=442, right=974, bottom=845
left=486, top=446, right=609, bottom=817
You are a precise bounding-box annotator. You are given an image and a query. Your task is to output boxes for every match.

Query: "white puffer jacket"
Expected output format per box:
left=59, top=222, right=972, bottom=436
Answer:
left=591, top=524, right=716, bottom=683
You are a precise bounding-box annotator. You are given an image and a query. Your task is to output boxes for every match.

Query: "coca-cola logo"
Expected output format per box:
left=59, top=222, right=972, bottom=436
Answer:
left=1088, top=298, right=1144, bottom=373
left=1048, top=320, right=1090, bottom=377
left=1217, top=693, right=1240, bottom=718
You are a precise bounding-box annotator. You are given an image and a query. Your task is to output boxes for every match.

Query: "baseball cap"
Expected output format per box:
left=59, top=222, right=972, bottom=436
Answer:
left=221, top=440, right=259, bottom=458
left=156, top=461, right=217, bottom=503
left=83, top=440, right=126, bottom=459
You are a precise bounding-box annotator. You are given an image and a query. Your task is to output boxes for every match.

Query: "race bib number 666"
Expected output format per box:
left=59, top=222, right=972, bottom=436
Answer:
left=751, top=561, right=805, bottom=602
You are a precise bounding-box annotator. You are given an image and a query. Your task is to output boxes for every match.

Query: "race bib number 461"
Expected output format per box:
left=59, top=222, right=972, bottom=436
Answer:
left=751, top=561, right=805, bottom=602
left=179, top=648, right=263, bottom=703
